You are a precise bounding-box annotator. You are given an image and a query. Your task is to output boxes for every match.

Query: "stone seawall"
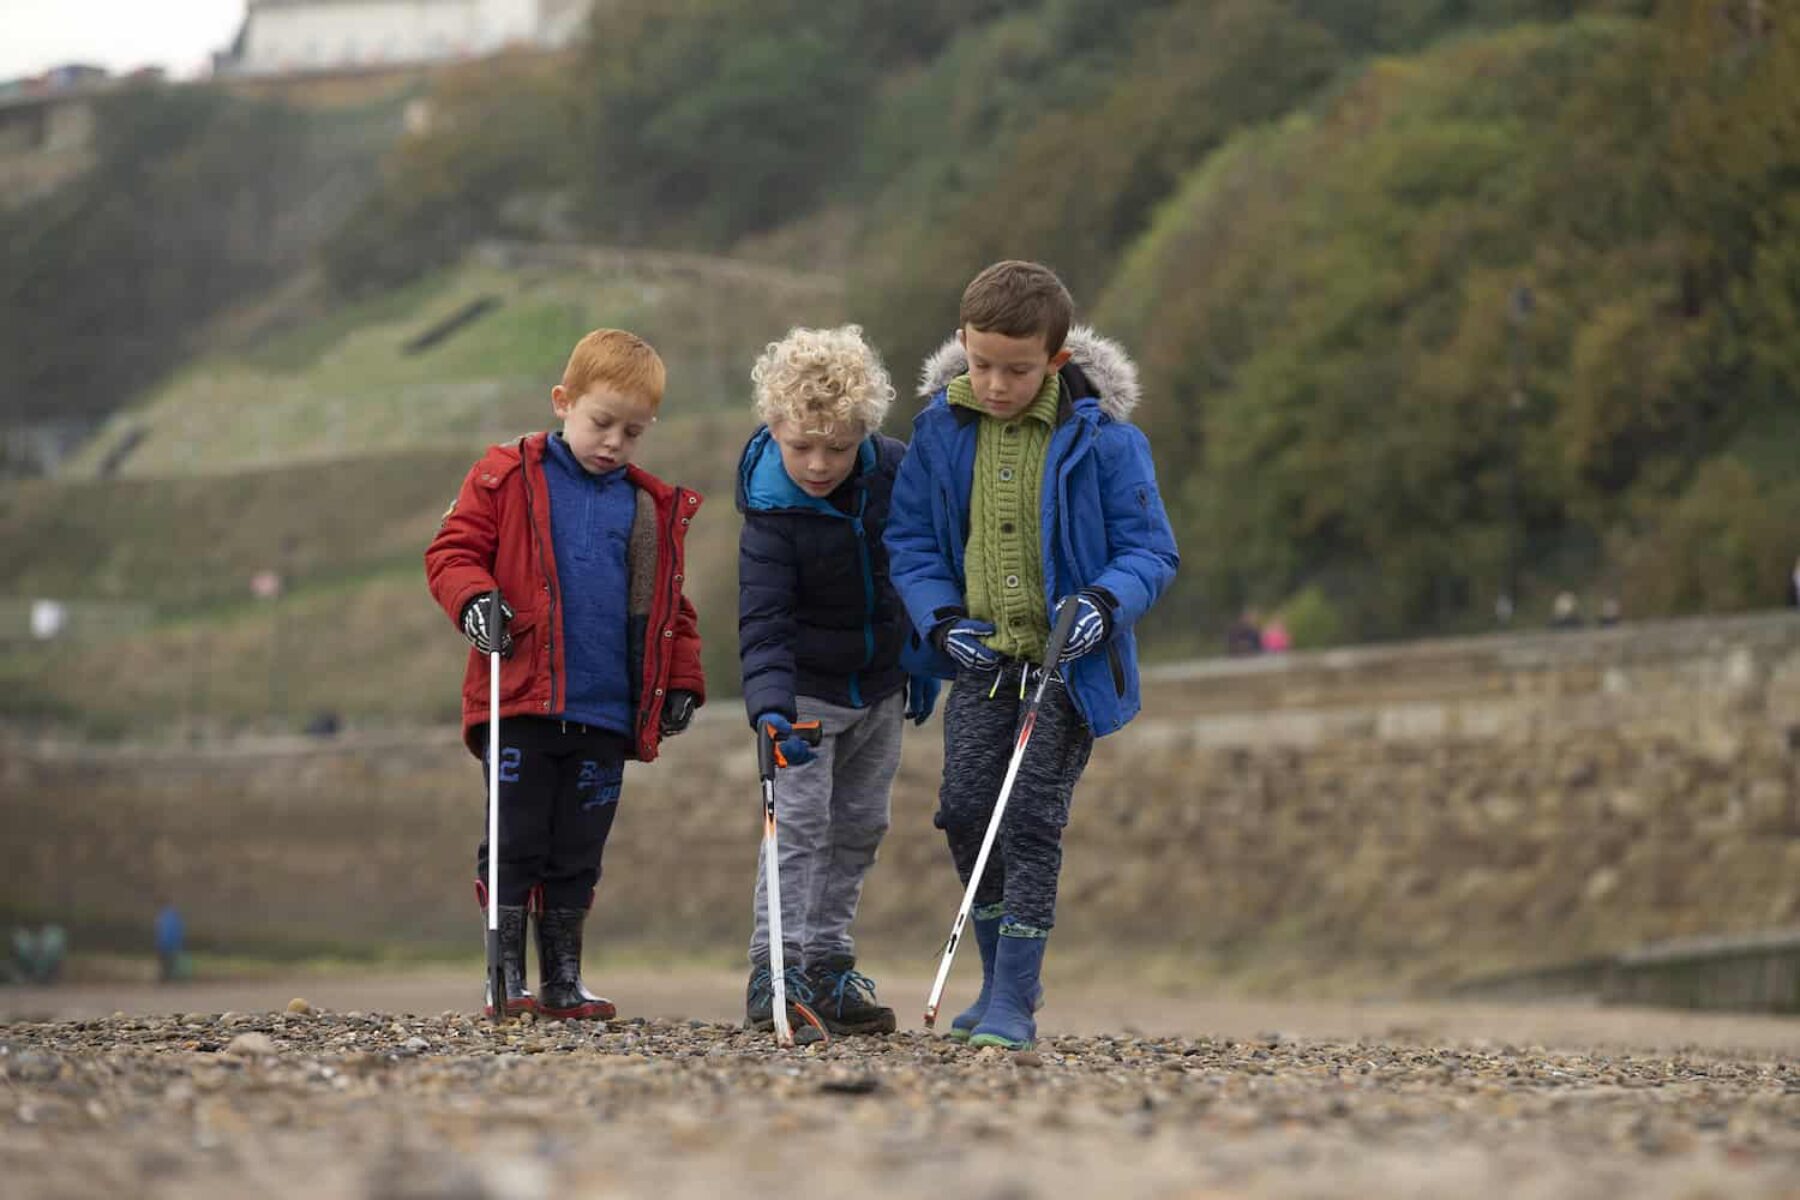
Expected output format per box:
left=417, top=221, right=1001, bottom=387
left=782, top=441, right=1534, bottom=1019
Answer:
left=5, top=611, right=1797, bottom=995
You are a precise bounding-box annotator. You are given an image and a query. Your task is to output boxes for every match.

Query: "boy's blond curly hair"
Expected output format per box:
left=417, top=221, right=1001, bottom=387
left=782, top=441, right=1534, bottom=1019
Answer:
left=752, top=325, right=893, bottom=437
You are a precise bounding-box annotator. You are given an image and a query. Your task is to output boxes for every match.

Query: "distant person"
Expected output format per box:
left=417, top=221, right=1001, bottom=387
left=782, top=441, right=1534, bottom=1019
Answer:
left=1226, top=609, right=1264, bottom=656
left=886, top=260, right=1180, bottom=1050
left=1790, top=556, right=1799, bottom=608
left=1598, top=597, right=1622, bottom=627
left=10, top=925, right=66, bottom=985
left=303, top=711, right=341, bottom=738
left=1260, top=617, right=1291, bottom=654
left=154, top=903, right=186, bottom=983
left=426, top=329, right=706, bottom=1021
left=1550, top=592, right=1582, bottom=629
left=736, top=325, right=937, bottom=1038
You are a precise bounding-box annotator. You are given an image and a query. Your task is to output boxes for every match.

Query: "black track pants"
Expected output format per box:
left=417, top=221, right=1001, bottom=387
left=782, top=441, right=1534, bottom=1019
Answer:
left=474, top=717, right=626, bottom=909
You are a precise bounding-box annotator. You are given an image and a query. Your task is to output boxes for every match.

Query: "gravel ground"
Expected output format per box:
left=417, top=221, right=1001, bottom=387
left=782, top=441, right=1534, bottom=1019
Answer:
left=3, top=977, right=1797, bottom=1200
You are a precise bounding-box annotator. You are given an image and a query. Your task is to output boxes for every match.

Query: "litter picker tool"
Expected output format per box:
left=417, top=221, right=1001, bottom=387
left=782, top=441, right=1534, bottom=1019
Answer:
left=484, top=589, right=507, bottom=1024
left=923, top=599, right=1080, bottom=1030
left=758, top=717, right=828, bottom=1048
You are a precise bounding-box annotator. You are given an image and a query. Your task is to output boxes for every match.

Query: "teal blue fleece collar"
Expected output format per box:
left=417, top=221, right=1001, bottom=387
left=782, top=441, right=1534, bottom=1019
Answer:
left=739, top=426, right=875, bottom=514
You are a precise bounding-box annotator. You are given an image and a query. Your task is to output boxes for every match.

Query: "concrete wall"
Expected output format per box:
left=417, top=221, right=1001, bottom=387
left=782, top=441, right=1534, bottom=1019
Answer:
left=1605, top=929, right=1800, bottom=1013
left=5, top=611, right=1797, bottom=996
left=0, top=94, right=96, bottom=206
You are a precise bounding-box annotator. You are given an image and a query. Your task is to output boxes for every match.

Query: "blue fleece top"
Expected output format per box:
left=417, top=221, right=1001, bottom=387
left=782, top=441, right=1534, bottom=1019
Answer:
left=544, top=433, right=634, bottom=735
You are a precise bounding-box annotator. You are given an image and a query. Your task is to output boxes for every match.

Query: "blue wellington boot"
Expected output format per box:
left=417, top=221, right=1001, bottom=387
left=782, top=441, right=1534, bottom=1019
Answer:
left=968, top=928, right=1047, bottom=1051
left=947, top=908, right=1004, bottom=1041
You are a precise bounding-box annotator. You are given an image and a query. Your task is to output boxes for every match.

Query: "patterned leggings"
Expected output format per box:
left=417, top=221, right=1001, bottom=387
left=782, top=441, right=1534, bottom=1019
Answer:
left=935, top=661, right=1094, bottom=932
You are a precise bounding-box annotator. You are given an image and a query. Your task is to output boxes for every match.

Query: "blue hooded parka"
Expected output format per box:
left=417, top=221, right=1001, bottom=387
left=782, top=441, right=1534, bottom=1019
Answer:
left=884, top=327, right=1180, bottom=737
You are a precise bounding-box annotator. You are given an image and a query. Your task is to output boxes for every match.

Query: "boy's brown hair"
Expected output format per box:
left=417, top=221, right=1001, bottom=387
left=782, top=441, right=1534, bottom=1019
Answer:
left=959, top=260, right=1075, bottom=354
left=561, top=328, right=667, bottom=406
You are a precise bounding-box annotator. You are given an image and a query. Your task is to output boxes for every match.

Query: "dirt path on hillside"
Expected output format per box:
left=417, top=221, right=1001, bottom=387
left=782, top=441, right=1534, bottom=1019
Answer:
left=4, top=970, right=1796, bottom=1200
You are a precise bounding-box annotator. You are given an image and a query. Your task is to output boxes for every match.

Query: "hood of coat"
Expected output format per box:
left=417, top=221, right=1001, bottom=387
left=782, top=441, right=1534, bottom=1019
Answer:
left=915, top=324, right=1141, bottom=421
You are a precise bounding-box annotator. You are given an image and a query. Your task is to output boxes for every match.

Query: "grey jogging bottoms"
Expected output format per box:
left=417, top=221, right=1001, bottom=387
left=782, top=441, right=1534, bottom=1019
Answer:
left=749, top=691, right=903, bottom=968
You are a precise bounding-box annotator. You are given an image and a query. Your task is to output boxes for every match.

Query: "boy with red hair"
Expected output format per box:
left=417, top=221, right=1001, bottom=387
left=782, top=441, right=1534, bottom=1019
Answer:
left=427, top=328, right=705, bottom=1019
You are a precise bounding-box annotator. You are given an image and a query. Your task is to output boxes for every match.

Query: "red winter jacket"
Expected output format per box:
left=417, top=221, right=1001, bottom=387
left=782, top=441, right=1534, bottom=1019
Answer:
left=424, top=433, right=705, bottom=761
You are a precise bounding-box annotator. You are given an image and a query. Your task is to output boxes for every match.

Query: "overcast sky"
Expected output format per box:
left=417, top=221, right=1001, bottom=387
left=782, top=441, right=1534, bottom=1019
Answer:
left=2, top=0, right=245, bottom=82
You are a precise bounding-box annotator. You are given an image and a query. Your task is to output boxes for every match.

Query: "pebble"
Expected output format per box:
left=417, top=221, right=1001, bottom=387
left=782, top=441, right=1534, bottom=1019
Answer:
left=224, top=1033, right=276, bottom=1058
left=286, top=998, right=312, bottom=1016
left=0, top=1013, right=1793, bottom=1198
left=820, top=1075, right=881, bottom=1095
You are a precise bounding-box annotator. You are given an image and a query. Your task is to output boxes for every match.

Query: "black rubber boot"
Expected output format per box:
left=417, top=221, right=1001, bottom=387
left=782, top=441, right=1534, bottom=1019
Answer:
left=535, top=908, right=616, bottom=1020
left=805, top=954, right=897, bottom=1035
left=482, top=905, right=536, bottom=1018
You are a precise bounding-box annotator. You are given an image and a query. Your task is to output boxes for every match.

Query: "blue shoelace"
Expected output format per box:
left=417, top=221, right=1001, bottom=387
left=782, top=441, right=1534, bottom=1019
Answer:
left=750, top=966, right=814, bottom=1007
left=821, top=967, right=878, bottom=1015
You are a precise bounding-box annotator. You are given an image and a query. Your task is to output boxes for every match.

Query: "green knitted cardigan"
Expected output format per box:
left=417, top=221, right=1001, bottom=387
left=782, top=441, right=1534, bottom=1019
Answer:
left=948, top=370, right=1061, bottom=660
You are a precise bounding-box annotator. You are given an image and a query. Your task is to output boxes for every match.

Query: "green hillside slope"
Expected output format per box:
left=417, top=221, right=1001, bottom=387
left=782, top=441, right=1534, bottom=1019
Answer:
left=4, top=253, right=843, bottom=735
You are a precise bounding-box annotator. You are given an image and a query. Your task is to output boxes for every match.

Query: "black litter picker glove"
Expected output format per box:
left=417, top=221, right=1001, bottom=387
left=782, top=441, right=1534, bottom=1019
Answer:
left=660, top=689, right=698, bottom=736
left=460, top=594, right=515, bottom=657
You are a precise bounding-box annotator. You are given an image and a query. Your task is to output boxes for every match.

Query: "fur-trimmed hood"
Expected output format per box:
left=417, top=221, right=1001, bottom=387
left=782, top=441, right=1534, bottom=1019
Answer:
left=915, top=325, right=1141, bottom=421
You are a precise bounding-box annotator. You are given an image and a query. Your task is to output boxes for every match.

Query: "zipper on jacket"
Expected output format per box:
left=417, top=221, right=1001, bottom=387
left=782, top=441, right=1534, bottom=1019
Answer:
left=850, top=504, right=873, bottom=708
left=1049, top=421, right=1096, bottom=606
left=941, top=449, right=967, bottom=584
left=521, top=438, right=560, bottom=712
left=638, top=486, right=689, bottom=748
left=1044, top=419, right=1098, bottom=721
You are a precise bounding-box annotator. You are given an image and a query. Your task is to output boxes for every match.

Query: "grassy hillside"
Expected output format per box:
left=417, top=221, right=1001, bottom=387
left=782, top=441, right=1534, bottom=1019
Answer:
left=3, top=254, right=843, bottom=735
left=3, top=415, right=765, bottom=737
left=0, top=84, right=412, bottom=436
left=71, top=255, right=843, bottom=480
left=315, top=0, right=1797, bottom=646
left=1098, top=15, right=1800, bottom=640
left=10, top=0, right=1800, bottom=740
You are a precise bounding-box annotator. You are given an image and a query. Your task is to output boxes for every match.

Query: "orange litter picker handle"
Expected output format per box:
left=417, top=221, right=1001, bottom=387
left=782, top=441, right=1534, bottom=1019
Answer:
left=758, top=719, right=823, bottom=777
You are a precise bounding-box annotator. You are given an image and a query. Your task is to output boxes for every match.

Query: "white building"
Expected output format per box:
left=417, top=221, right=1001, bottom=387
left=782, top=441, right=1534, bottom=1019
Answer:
left=222, top=0, right=593, bottom=75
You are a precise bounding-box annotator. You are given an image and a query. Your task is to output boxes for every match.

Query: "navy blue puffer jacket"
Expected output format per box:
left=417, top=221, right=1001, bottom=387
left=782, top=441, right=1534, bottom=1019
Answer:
left=737, top=428, right=915, bottom=723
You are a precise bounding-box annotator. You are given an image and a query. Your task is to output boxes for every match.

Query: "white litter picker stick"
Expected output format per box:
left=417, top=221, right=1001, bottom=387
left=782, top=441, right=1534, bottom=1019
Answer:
left=485, top=589, right=507, bottom=1023
left=757, top=717, right=826, bottom=1048
left=923, top=600, right=1080, bottom=1030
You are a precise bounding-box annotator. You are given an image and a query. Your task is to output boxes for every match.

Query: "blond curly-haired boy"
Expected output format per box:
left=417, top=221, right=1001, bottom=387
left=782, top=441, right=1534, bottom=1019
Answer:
left=735, top=325, right=937, bottom=1037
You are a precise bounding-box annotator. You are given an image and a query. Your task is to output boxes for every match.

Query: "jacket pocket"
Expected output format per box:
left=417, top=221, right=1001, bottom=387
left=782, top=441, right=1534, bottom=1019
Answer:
left=1106, top=642, right=1127, bottom=697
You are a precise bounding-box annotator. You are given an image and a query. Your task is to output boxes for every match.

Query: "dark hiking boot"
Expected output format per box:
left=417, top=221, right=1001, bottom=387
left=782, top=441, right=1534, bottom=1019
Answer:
left=968, top=930, right=1047, bottom=1051
left=482, top=905, right=537, bottom=1019
left=534, top=907, right=616, bottom=1020
left=805, top=954, right=897, bottom=1035
left=744, top=961, right=814, bottom=1031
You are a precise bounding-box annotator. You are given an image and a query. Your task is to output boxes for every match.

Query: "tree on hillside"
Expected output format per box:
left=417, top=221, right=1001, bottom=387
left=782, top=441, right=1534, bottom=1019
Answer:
left=573, top=0, right=942, bottom=246
left=846, top=0, right=1649, bottom=385
left=0, top=88, right=323, bottom=429
left=1099, top=8, right=1800, bottom=643
left=322, top=54, right=582, bottom=297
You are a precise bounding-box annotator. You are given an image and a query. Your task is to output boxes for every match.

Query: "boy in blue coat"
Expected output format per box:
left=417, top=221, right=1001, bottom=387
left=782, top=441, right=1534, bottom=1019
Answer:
left=886, top=261, right=1179, bottom=1050
left=737, top=325, right=938, bottom=1036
